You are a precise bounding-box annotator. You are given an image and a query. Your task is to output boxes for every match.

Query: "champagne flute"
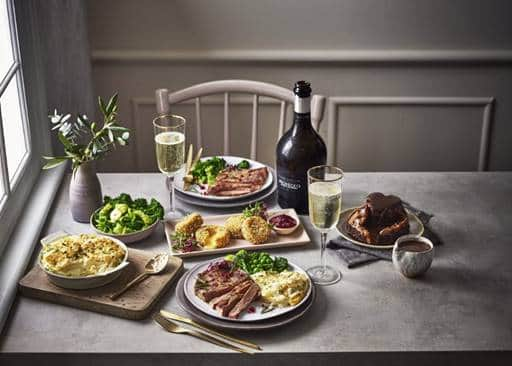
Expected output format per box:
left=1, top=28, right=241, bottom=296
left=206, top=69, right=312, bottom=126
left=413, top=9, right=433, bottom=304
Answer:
left=306, top=165, right=343, bottom=285
left=153, top=114, right=186, bottom=219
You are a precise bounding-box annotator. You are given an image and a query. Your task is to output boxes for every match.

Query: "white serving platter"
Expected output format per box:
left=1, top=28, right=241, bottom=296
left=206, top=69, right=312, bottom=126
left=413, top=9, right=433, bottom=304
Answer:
left=164, top=208, right=310, bottom=258
left=336, top=207, right=424, bottom=249
left=173, top=156, right=273, bottom=202
left=183, top=259, right=312, bottom=322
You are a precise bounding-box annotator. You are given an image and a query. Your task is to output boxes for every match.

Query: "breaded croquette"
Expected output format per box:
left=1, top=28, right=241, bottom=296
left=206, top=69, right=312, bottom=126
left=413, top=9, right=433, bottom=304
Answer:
left=225, top=214, right=244, bottom=239
left=241, top=216, right=271, bottom=244
left=175, top=213, right=203, bottom=236
left=195, top=225, right=231, bottom=249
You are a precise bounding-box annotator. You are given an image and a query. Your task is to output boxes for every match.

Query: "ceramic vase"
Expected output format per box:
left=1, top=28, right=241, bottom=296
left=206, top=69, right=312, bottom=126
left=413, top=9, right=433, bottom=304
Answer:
left=69, top=161, right=102, bottom=222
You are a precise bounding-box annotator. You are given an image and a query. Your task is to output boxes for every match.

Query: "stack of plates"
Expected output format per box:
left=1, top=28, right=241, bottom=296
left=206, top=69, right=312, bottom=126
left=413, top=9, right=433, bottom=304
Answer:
left=175, top=260, right=316, bottom=330
left=173, top=156, right=277, bottom=208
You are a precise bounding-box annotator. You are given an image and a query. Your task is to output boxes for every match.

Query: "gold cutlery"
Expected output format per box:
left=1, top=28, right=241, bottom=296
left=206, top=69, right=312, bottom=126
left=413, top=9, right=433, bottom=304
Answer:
left=160, top=310, right=262, bottom=350
left=153, top=314, right=254, bottom=354
left=110, top=253, right=169, bottom=300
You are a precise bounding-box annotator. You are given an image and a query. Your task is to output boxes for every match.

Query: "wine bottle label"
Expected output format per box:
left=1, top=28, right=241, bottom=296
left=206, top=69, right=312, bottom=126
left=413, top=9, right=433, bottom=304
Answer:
left=294, top=95, right=310, bottom=114
left=278, top=176, right=302, bottom=191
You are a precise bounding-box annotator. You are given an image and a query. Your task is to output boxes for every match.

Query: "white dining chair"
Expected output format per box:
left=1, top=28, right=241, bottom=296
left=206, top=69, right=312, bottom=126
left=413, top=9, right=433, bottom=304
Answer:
left=155, top=80, right=325, bottom=160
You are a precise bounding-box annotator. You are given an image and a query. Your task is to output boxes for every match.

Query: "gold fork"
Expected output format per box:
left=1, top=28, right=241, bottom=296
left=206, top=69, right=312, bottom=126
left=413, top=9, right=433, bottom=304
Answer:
left=160, top=310, right=261, bottom=350
left=153, top=314, right=254, bottom=354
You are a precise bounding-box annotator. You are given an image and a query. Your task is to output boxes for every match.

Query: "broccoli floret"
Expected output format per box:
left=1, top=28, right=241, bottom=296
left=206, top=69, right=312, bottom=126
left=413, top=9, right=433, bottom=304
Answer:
left=132, top=198, right=148, bottom=210
left=110, top=203, right=129, bottom=222
left=133, top=209, right=153, bottom=225
left=237, top=160, right=250, bottom=169
left=98, top=202, right=113, bottom=217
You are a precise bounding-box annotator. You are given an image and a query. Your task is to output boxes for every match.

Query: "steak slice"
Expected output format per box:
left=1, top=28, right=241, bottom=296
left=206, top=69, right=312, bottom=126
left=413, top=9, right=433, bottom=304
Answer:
left=207, top=167, right=268, bottom=196
left=228, top=283, right=261, bottom=319
left=211, top=281, right=253, bottom=316
left=195, top=266, right=249, bottom=302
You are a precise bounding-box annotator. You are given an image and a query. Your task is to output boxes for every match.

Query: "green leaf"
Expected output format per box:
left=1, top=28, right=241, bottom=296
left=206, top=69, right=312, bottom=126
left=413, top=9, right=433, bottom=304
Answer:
left=98, top=96, right=107, bottom=115
left=105, top=93, right=118, bottom=115
left=42, top=157, right=68, bottom=169
left=116, top=137, right=126, bottom=146
left=58, top=132, right=72, bottom=149
left=109, top=126, right=129, bottom=132
left=108, top=129, right=114, bottom=142
left=121, top=131, right=130, bottom=140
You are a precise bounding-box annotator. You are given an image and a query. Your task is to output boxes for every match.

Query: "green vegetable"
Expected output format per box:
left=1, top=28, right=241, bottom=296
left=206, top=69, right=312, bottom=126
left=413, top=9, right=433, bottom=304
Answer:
left=92, top=193, right=164, bottom=234
left=237, top=160, right=250, bottom=169
left=242, top=201, right=267, bottom=219
left=225, top=250, right=289, bottom=274
left=191, top=157, right=227, bottom=185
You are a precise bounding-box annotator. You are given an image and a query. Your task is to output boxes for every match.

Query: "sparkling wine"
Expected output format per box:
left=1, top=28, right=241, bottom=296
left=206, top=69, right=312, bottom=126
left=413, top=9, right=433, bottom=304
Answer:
left=308, top=181, right=342, bottom=231
left=155, top=131, right=185, bottom=176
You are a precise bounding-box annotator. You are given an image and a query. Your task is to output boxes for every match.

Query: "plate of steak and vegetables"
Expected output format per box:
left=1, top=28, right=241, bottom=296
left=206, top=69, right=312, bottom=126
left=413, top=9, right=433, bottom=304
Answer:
left=173, top=155, right=273, bottom=201
left=183, top=250, right=312, bottom=322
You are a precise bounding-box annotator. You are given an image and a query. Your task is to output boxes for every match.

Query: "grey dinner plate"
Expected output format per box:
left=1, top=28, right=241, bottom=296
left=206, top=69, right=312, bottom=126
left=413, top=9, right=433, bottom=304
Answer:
left=175, top=168, right=277, bottom=208
left=175, top=270, right=316, bottom=330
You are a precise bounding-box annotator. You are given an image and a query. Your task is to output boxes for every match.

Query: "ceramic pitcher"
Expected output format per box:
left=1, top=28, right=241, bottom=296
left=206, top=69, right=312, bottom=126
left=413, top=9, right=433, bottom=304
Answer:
left=69, top=161, right=102, bottom=222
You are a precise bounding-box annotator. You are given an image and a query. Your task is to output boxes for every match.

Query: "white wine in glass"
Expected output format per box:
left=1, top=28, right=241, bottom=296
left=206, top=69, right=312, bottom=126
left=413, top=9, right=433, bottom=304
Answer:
left=153, top=114, right=186, bottom=218
left=306, top=165, right=343, bottom=286
left=309, top=182, right=342, bottom=231
left=155, top=131, right=185, bottom=175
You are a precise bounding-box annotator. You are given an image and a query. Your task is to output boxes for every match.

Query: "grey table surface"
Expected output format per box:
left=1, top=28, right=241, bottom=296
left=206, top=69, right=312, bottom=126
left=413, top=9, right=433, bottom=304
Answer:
left=1, top=172, right=512, bottom=361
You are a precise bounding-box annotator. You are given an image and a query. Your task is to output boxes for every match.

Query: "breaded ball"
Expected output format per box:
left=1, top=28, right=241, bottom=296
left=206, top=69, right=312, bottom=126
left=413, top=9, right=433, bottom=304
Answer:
left=241, top=216, right=271, bottom=244
left=195, top=225, right=231, bottom=249
left=175, top=213, right=203, bottom=236
left=225, top=214, right=244, bottom=239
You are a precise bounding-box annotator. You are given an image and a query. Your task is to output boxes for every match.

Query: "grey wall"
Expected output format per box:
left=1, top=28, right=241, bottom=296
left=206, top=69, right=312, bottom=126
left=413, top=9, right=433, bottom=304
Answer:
left=87, top=0, right=512, bottom=172
left=36, top=0, right=95, bottom=156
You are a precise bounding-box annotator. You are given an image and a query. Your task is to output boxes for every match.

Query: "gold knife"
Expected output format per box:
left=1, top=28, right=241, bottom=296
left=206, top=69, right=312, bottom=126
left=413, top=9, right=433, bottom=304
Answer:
left=154, top=314, right=254, bottom=354
left=159, top=310, right=262, bottom=350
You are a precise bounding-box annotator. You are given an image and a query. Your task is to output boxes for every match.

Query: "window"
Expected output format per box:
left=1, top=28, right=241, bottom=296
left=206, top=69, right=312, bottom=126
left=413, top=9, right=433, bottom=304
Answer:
left=0, top=0, right=30, bottom=209
left=0, top=0, right=54, bottom=255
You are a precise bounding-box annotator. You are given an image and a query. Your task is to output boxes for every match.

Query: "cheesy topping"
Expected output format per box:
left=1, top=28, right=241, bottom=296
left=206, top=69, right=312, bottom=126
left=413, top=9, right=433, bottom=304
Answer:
left=40, top=234, right=125, bottom=277
left=251, top=270, right=309, bottom=307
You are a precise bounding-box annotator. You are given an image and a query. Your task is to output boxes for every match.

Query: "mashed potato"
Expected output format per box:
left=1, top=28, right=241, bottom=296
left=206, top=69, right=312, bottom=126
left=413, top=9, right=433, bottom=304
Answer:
left=251, top=270, right=309, bottom=307
left=40, top=234, right=125, bottom=277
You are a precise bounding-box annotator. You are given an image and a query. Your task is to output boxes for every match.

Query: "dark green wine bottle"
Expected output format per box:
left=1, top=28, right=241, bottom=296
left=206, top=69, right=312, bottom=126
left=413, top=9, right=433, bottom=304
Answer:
left=276, top=81, right=327, bottom=214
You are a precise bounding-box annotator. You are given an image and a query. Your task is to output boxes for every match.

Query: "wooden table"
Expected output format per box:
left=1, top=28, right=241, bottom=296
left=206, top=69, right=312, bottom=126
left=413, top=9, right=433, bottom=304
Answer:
left=1, top=172, right=511, bottom=365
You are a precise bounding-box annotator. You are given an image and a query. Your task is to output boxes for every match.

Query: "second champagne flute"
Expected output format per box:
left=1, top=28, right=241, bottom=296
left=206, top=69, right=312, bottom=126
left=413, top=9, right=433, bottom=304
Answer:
left=306, top=165, right=343, bottom=285
left=153, top=114, right=186, bottom=219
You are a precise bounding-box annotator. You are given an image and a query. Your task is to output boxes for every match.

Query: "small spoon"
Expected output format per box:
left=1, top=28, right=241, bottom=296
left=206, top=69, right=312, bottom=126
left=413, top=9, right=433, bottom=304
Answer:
left=110, top=253, right=169, bottom=300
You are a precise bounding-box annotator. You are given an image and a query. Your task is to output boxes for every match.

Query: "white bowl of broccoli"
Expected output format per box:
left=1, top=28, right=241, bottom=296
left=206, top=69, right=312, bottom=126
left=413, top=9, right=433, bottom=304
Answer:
left=90, top=193, right=164, bottom=244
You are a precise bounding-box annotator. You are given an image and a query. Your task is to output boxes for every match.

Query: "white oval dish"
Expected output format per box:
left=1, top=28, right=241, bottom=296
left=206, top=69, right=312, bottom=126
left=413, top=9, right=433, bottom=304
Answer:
left=173, top=156, right=273, bottom=202
left=38, top=231, right=129, bottom=290
left=183, top=259, right=312, bottom=322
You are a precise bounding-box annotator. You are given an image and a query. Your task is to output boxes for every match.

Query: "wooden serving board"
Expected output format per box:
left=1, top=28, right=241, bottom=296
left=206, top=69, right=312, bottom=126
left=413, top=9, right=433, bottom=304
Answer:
left=165, top=208, right=311, bottom=258
left=18, top=249, right=183, bottom=320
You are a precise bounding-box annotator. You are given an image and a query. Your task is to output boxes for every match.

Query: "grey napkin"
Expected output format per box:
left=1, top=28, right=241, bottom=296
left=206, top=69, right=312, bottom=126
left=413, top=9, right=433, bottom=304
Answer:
left=328, top=203, right=442, bottom=268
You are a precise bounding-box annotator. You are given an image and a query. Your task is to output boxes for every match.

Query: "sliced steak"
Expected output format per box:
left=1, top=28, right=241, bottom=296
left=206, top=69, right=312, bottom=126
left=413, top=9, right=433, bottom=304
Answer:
left=228, top=283, right=261, bottom=319
left=207, top=167, right=268, bottom=196
left=195, top=265, right=249, bottom=301
left=211, top=281, right=253, bottom=316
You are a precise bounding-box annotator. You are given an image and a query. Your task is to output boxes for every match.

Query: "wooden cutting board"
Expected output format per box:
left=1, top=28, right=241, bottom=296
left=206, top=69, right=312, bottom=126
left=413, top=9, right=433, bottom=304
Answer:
left=18, top=249, right=183, bottom=320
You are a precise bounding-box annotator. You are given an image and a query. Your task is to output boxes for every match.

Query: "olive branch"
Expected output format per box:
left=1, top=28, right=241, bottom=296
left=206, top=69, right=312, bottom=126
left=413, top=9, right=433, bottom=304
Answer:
left=43, top=93, right=130, bottom=172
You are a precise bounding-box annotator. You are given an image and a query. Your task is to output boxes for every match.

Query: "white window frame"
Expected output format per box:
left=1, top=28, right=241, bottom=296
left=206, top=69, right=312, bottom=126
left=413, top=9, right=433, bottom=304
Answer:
left=0, top=0, right=54, bottom=255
